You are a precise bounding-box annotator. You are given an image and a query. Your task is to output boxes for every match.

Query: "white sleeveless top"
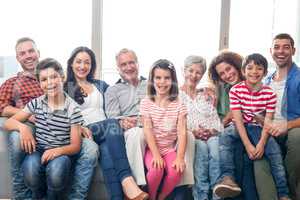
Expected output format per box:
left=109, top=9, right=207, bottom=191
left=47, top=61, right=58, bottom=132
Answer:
left=80, top=85, right=106, bottom=125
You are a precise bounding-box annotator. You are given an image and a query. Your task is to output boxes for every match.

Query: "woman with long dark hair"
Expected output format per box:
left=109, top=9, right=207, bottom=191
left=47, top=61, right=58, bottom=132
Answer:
left=64, top=46, right=148, bottom=200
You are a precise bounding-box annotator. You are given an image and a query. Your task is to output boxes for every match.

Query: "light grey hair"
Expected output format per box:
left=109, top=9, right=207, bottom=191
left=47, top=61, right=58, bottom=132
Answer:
left=15, top=37, right=37, bottom=51
left=115, top=48, right=138, bottom=63
left=184, top=55, right=207, bottom=73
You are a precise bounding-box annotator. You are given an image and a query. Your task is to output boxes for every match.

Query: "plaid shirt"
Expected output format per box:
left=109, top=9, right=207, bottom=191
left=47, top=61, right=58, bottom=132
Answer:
left=0, top=72, right=43, bottom=114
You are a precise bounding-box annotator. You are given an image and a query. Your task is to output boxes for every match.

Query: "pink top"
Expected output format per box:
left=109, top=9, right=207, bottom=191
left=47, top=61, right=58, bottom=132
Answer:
left=140, top=97, right=187, bottom=155
left=229, top=81, right=276, bottom=123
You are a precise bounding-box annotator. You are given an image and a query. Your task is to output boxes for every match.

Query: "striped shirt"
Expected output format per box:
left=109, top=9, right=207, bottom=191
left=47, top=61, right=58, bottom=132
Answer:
left=23, top=94, right=83, bottom=150
left=140, top=97, right=187, bottom=156
left=229, top=81, right=276, bottom=123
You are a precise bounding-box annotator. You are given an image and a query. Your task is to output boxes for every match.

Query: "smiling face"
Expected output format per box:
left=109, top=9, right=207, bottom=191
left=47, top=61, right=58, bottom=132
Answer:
left=243, top=61, right=266, bottom=88
left=117, top=52, right=139, bottom=83
left=184, top=63, right=205, bottom=88
left=72, top=51, right=92, bottom=81
left=153, top=68, right=172, bottom=97
left=39, top=68, right=64, bottom=98
left=215, top=62, right=240, bottom=85
left=16, top=41, right=40, bottom=73
left=271, top=38, right=295, bottom=69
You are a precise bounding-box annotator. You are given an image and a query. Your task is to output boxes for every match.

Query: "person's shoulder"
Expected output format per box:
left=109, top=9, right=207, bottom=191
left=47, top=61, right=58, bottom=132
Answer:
left=105, top=81, right=126, bottom=93
left=0, top=75, right=18, bottom=87
left=230, top=81, right=243, bottom=91
left=292, top=63, right=300, bottom=75
left=262, top=84, right=276, bottom=94
left=91, top=79, right=109, bottom=92
left=65, top=94, right=79, bottom=107
left=91, top=79, right=109, bottom=86
left=141, top=96, right=151, bottom=104
left=27, top=95, right=45, bottom=108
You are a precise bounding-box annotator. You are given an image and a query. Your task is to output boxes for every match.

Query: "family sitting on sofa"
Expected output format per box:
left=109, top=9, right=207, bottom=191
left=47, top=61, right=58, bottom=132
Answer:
left=0, top=33, right=299, bottom=200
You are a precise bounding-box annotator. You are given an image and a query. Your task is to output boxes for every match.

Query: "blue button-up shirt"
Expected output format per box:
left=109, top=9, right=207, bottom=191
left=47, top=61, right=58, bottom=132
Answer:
left=265, top=62, right=300, bottom=120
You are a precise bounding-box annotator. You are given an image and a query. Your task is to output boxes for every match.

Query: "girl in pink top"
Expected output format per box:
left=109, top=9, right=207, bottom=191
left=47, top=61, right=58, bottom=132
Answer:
left=140, top=59, right=187, bottom=200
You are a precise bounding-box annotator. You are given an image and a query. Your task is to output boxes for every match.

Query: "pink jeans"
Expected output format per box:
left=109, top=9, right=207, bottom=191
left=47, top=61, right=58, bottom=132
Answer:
left=144, top=149, right=182, bottom=200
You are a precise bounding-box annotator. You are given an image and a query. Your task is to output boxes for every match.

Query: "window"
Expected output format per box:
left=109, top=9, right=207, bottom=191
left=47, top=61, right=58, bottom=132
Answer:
left=102, top=0, right=221, bottom=85
left=230, top=0, right=299, bottom=66
left=0, top=0, right=92, bottom=83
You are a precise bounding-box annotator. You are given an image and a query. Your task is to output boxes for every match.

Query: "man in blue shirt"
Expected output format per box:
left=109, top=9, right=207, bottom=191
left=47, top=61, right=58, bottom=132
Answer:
left=260, top=33, right=300, bottom=200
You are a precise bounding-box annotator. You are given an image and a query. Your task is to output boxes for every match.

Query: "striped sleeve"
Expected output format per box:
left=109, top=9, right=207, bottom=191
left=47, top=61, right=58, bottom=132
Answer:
left=178, top=102, right=187, bottom=116
left=140, top=98, right=150, bottom=117
left=70, top=105, right=84, bottom=125
left=229, top=86, right=241, bottom=110
left=23, top=98, right=38, bottom=114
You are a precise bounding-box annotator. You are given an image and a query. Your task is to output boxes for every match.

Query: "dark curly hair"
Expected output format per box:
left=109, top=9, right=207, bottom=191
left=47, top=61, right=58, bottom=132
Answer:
left=208, top=51, right=244, bottom=85
left=64, top=46, right=97, bottom=104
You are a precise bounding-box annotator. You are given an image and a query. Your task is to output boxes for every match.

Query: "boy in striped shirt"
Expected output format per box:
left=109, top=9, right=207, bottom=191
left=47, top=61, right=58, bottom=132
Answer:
left=4, top=58, right=83, bottom=199
left=229, top=53, right=290, bottom=200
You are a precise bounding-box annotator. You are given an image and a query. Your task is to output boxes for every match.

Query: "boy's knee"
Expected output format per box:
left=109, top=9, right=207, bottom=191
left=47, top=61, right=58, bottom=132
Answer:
left=47, top=175, right=66, bottom=191
left=47, top=157, right=70, bottom=191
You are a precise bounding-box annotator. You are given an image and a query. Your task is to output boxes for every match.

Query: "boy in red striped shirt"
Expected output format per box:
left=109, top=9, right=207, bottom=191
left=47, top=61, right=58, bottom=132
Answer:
left=229, top=53, right=290, bottom=200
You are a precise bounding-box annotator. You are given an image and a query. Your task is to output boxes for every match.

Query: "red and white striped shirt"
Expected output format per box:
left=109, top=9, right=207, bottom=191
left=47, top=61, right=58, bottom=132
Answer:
left=140, top=97, right=187, bottom=156
left=229, top=81, right=276, bottom=123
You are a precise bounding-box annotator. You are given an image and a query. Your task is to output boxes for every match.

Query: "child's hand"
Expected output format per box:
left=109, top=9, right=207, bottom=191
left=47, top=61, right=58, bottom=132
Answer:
left=41, top=148, right=63, bottom=164
left=254, top=142, right=265, bottom=159
left=172, top=157, right=186, bottom=173
left=245, top=144, right=256, bottom=160
left=19, top=124, right=36, bottom=154
left=28, top=115, right=36, bottom=123
left=152, top=154, right=165, bottom=169
left=81, top=126, right=93, bottom=139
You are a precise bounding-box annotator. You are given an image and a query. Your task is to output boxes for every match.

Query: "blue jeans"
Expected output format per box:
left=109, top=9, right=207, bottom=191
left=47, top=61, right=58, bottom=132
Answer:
left=0, top=117, right=32, bottom=200
left=22, top=151, right=71, bottom=200
left=219, top=124, right=258, bottom=200
left=245, top=124, right=289, bottom=198
left=88, top=118, right=132, bottom=200
left=193, top=136, right=221, bottom=200
left=67, top=138, right=99, bottom=200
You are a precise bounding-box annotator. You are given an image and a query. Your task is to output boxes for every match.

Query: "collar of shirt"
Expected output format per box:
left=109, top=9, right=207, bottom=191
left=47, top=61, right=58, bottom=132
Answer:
left=17, top=71, right=38, bottom=81
left=116, top=76, right=146, bottom=84
left=265, top=62, right=297, bottom=85
left=41, top=92, right=71, bottom=113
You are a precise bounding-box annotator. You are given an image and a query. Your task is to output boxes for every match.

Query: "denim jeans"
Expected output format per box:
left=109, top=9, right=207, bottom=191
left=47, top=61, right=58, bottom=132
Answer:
left=193, top=136, right=221, bottom=200
left=67, top=138, right=99, bottom=200
left=88, top=118, right=132, bottom=200
left=22, top=151, right=71, bottom=200
left=219, top=124, right=258, bottom=200
left=0, top=117, right=32, bottom=200
left=245, top=124, right=289, bottom=198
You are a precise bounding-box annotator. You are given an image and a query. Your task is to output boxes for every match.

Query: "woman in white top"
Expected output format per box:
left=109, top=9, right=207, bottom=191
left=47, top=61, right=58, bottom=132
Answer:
left=64, top=47, right=148, bottom=200
left=179, top=55, right=223, bottom=200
